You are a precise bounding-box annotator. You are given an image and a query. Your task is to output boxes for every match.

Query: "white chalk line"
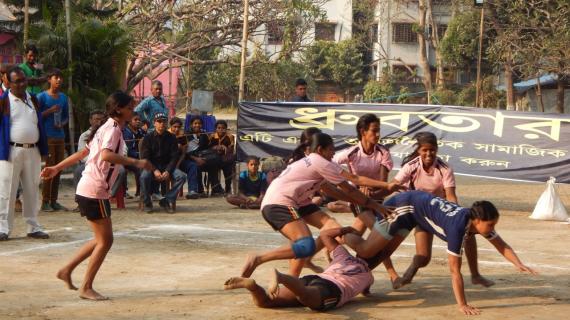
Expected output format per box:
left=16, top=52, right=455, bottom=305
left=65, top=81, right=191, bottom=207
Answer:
left=2, top=224, right=570, bottom=271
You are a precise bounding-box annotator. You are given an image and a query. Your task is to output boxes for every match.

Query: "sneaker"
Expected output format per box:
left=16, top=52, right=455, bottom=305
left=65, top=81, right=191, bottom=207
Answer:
left=15, top=199, right=22, bottom=212
left=151, top=193, right=163, bottom=201
left=185, top=191, right=200, bottom=200
left=41, top=202, right=54, bottom=212
left=0, top=233, right=8, bottom=241
left=198, top=192, right=208, bottom=198
left=51, top=202, right=69, bottom=211
left=159, top=198, right=174, bottom=213
left=143, top=203, right=153, bottom=213
left=27, top=231, right=49, bottom=239
left=125, top=192, right=134, bottom=200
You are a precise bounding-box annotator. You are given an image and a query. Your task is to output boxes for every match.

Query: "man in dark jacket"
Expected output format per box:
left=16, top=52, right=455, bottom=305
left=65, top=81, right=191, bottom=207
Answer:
left=139, top=112, right=186, bottom=213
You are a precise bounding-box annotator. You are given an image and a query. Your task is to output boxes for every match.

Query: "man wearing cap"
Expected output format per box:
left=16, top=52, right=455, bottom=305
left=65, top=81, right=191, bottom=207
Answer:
left=134, top=80, right=168, bottom=130
left=0, top=66, right=49, bottom=241
left=139, top=112, right=186, bottom=213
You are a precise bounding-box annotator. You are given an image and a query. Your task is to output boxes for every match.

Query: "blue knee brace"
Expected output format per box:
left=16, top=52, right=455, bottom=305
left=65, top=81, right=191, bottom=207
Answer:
left=291, top=236, right=316, bottom=258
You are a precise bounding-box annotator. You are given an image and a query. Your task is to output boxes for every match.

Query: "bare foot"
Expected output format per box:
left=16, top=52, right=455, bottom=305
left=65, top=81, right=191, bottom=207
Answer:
left=240, top=254, right=261, bottom=278
left=79, top=288, right=109, bottom=301
left=304, top=260, right=324, bottom=273
left=223, top=277, right=256, bottom=291
left=472, top=275, right=495, bottom=287
left=56, top=268, right=78, bottom=290
left=267, top=268, right=281, bottom=300
left=392, top=276, right=412, bottom=290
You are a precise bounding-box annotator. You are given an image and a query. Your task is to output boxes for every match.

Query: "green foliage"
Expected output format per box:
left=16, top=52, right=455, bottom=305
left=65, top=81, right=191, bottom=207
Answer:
left=440, top=10, right=481, bottom=67
left=203, top=52, right=313, bottom=103
left=397, top=86, right=411, bottom=104
left=30, top=4, right=131, bottom=130
left=303, top=39, right=364, bottom=95
left=431, top=88, right=457, bottom=105
left=363, top=74, right=394, bottom=102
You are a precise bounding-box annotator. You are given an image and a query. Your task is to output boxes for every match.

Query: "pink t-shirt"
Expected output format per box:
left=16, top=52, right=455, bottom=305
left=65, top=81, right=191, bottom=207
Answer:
left=261, top=153, right=346, bottom=208
left=394, top=156, right=455, bottom=198
left=76, top=118, right=126, bottom=199
left=334, top=142, right=393, bottom=180
left=318, top=245, right=374, bottom=307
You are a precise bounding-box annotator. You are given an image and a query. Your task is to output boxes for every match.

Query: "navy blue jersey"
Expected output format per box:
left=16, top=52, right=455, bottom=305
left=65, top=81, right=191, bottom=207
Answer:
left=385, top=191, right=471, bottom=257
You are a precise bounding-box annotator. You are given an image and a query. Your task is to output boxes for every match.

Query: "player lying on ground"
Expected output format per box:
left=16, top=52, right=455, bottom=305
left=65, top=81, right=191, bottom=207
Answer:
left=240, top=133, right=403, bottom=278
left=344, top=190, right=537, bottom=315
left=225, top=227, right=373, bottom=311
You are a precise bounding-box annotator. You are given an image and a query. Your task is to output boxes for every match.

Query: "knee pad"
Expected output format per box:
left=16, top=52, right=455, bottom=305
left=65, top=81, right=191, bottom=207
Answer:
left=291, top=236, right=316, bottom=258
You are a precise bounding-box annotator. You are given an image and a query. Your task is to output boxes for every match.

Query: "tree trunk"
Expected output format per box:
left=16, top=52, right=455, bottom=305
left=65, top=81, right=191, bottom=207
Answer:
left=504, top=58, right=515, bottom=110
left=427, top=0, right=445, bottom=90
left=418, top=0, right=432, bottom=103
left=556, top=75, right=565, bottom=113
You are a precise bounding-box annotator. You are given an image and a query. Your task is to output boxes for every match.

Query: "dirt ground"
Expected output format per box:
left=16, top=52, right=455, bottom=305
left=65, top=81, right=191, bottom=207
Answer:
left=1, top=175, right=569, bottom=320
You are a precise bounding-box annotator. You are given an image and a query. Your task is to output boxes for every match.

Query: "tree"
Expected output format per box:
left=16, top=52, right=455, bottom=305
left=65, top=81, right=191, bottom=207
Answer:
left=118, top=0, right=327, bottom=91
left=417, top=0, right=433, bottom=101
left=303, top=39, right=364, bottom=100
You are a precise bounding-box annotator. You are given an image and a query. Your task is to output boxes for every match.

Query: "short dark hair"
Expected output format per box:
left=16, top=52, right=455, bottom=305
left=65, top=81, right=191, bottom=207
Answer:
left=295, top=78, right=307, bottom=87
left=89, top=110, right=105, bottom=119
left=215, top=120, right=228, bottom=129
left=356, top=113, right=380, bottom=140
left=25, top=44, right=38, bottom=55
left=246, top=155, right=260, bottom=163
left=7, top=66, right=25, bottom=82
left=47, top=68, right=63, bottom=79
left=169, top=117, right=183, bottom=126
left=151, top=80, right=163, bottom=87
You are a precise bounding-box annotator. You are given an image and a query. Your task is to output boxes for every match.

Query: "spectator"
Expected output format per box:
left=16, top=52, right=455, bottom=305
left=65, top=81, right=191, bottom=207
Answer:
left=139, top=112, right=186, bottom=213
left=0, top=66, right=49, bottom=241
left=134, top=80, right=168, bottom=130
left=38, top=68, right=69, bottom=212
left=73, top=110, right=106, bottom=189
left=0, top=63, right=13, bottom=94
left=226, top=156, right=267, bottom=209
left=122, top=112, right=145, bottom=198
left=18, top=44, right=46, bottom=95
left=185, top=116, right=212, bottom=197
left=208, top=120, right=236, bottom=194
left=141, top=119, right=150, bottom=133
left=291, top=78, right=311, bottom=102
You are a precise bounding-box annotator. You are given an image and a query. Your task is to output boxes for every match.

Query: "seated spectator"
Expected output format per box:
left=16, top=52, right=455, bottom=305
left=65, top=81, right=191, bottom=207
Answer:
left=184, top=116, right=221, bottom=197
left=122, top=112, right=145, bottom=198
left=141, top=119, right=150, bottom=134
left=169, top=117, right=199, bottom=199
left=226, top=156, right=267, bottom=209
left=208, top=120, right=236, bottom=194
left=139, top=112, right=186, bottom=213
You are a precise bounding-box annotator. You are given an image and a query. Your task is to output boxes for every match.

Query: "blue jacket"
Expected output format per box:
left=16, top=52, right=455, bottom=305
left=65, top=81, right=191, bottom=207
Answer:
left=0, top=90, right=48, bottom=160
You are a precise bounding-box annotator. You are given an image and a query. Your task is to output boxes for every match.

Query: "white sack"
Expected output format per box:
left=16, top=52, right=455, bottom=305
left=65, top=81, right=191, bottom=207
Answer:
left=529, top=177, right=569, bottom=221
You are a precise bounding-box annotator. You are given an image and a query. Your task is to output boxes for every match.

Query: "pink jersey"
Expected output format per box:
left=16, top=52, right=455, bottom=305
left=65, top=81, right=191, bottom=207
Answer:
left=261, top=153, right=346, bottom=208
left=76, top=118, right=126, bottom=199
left=334, top=142, right=393, bottom=180
left=318, top=245, right=374, bottom=307
left=394, top=156, right=455, bottom=198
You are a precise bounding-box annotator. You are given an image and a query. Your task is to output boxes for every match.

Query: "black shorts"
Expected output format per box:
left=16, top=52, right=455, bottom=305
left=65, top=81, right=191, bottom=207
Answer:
left=300, top=275, right=342, bottom=311
left=261, top=204, right=321, bottom=231
left=75, top=195, right=112, bottom=221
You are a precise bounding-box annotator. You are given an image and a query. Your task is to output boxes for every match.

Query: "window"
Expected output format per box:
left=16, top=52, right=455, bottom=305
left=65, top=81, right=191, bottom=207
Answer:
left=315, top=22, right=336, bottom=41
left=435, top=24, right=447, bottom=38
left=267, top=22, right=284, bottom=45
left=392, top=23, right=417, bottom=43
left=369, top=23, right=379, bottom=43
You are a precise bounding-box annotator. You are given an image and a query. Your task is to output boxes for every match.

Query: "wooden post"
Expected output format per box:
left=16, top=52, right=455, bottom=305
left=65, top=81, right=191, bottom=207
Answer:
left=238, top=0, right=249, bottom=102
left=23, top=0, right=29, bottom=46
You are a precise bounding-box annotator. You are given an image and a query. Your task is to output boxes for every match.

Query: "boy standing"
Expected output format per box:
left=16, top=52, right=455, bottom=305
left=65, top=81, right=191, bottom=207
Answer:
left=38, top=68, right=69, bottom=211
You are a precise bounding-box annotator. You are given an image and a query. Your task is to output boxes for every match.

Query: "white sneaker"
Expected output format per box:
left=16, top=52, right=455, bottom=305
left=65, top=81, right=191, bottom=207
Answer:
left=151, top=193, right=163, bottom=201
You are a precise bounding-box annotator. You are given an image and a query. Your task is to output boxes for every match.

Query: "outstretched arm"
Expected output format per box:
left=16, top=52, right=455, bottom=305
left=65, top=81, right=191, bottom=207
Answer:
left=341, top=170, right=405, bottom=193
left=448, top=254, right=480, bottom=315
left=40, top=148, right=90, bottom=179
left=488, top=235, right=537, bottom=274
left=319, top=227, right=357, bottom=253
left=335, top=181, right=395, bottom=219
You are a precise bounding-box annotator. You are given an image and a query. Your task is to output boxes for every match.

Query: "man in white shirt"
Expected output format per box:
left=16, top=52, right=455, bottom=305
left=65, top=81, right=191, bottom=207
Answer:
left=0, top=66, right=49, bottom=240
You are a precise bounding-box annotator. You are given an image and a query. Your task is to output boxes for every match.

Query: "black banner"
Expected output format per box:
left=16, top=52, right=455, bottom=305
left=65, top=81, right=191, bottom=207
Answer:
left=237, top=102, right=570, bottom=183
